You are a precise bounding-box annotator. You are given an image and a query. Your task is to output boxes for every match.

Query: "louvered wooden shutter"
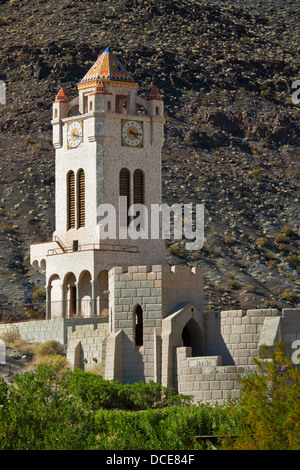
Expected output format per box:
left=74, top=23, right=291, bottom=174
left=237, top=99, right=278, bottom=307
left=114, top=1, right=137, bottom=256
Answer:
left=133, top=170, right=144, bottom=205
left=119, top=168, right=130, bottom=227
left=67, top=171, right=75, bottom=230
left=78, top=169, right=85, bottom=228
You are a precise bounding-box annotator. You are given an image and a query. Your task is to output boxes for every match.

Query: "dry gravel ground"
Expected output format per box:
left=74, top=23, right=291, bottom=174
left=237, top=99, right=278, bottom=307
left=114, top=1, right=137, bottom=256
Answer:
left=0, top=0, right=299, bottom=315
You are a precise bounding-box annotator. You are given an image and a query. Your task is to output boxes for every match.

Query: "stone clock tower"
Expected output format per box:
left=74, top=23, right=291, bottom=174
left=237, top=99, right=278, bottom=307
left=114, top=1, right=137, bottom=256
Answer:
left=30, top=47, right=204, bottom=386
left=30, top=47, right=167, bottom=318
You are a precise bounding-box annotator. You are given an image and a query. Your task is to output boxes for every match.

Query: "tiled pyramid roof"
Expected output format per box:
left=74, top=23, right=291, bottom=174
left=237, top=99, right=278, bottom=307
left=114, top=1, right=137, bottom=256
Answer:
left=78, top=47, right=137, bottom=89
left=89, top=80, right=112, bottom=95
left=147, top=86, right=162, bottom=101
left=54, top=88, right=69, bottom=103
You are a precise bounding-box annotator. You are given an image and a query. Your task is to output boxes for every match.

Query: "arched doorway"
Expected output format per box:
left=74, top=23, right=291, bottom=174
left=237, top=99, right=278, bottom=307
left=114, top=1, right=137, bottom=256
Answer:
left=64, top=272, right=77, bottom=317
left=47, top=273, right=60, bottom=319
left=97, top=270, right=109, bottom=317
left=181, top=318, right=203, bottom=356
left=78, top=270, right=92, bottom=317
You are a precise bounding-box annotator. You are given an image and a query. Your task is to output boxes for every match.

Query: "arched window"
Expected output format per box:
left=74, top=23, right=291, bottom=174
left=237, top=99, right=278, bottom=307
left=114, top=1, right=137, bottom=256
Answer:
left=133, top=169, right=144, bottom=205
left=77, top=169, right=85, bottom=228
left=119, top=168, right=130, bottom=227
left=134, top=304, right=143, bottom=346
left=67, top=171, right=75, bottom=230
left=133, top=169, right=144, bottom=230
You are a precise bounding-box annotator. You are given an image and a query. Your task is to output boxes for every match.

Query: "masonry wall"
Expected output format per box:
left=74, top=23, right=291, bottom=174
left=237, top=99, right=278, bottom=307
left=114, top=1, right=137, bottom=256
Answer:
left=67, top=322, right=110, bottom=372
left=0, top=317, right=107, bottom=346
left=176, top=308, right=300, bottom=405
left=107, top=264, right=203, bottom=384
left=204, top=308, right=282, bottom=366
left=175, top=346, right=256, bottom=406
left=280, top=309, right=300, bottom=356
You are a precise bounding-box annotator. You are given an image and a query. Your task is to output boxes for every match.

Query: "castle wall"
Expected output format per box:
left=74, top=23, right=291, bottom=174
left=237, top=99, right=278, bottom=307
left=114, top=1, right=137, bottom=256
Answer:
left=66, top=321, right=110, bottom=372
left=204, top=308, right=281, bottom=366
left=107, top=264, right=204, bottom=384
left=175, top=346, right=255, bottom=406
left=0, top=317, right=107, bottom=346
left=176, top=308, right=300, bottom=405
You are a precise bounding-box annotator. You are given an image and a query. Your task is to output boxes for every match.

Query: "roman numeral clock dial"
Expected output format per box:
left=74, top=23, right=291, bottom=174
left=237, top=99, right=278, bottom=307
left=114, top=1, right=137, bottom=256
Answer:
left=122, top=120, right=143, bottom=147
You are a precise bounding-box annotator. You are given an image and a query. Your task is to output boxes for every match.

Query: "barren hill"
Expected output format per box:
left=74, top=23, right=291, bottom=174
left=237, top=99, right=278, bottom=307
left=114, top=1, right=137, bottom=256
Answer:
left=0, top=0, right=299, bottom=315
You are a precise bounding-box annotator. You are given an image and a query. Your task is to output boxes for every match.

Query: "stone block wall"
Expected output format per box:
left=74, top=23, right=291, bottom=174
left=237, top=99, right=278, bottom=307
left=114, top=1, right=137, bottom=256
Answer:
left=0, top=317, right=107, bottom=346
left=204, top=308, right=281, bottom=366
left=281, top=309, right=300, bottom=356
left=107, top=264, right=203, bottom=384
left=175, top=346, right=255, bottom=405
left=176, top=308, right=300, bottom=405
left=67, top=322, right=110, bottom=372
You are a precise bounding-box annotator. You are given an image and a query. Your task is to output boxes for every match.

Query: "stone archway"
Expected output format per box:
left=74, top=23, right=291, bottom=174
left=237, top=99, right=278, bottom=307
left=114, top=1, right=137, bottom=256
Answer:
left=46, top=273, right=60, bottom=319
left=181, top=318, right=203, bottom=356
left=97, top=270, right=109, bottom=317
left=78, top=270, right=92, bottom=317
left=64, top=272, right=77, bottom=317
left=161, top=302, right=204, bottom=388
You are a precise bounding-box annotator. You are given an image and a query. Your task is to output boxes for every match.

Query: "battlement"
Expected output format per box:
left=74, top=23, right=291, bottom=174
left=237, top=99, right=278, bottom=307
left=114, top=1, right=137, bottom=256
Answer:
left=109, top=265, right=200, bottom=275
left=108, top=264, right=203, bottom=321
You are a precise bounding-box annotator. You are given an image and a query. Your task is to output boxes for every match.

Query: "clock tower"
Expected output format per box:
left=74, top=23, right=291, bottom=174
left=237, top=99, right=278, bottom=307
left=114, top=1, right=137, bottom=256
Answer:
left=31, top=47, right=166, bottom=318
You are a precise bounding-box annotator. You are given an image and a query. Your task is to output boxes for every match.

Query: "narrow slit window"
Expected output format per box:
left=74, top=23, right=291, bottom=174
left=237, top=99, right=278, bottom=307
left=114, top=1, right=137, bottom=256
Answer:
left=133, top=169, right=144, bottom=205
left=78, top=169, right=85, bottom=228
left=119, top=168, right=130, bottom=227
left=67, top=171, right=75, bottom=230
left=133, top=169, right=144, bottom=231
left=134, top=305, right=143, bottom=347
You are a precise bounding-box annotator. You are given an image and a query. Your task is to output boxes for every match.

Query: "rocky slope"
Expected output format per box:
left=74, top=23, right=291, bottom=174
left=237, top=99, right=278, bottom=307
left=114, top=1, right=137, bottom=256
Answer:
left=0, top=0, right=299, bottom=315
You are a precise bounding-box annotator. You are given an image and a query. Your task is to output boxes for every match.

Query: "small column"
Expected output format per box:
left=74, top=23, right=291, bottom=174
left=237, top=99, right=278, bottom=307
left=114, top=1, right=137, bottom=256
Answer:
left=90, top=280, right=96, bottom=316
left=60, top=284, right=66, bottom=318
left=45, top=285, right=52, bottom=320
left=75, top=282, right=81, bottom=316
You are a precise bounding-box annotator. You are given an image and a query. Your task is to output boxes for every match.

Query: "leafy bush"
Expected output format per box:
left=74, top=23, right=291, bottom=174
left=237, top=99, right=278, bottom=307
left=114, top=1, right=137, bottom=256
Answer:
left=0, top=365, right=96, bottom=450
left=0, top=365, right=230, bottom=450
left=0, top=326, right=30, bottom=352
left=280, top=288, right=298, bottom=303
left=60, top=369, right=192, bottom=411
left=256, top=236, right=270, bottom=248
left=221, top=344, right=300, bottom=450
left=0, top=347, right=298, bottom=450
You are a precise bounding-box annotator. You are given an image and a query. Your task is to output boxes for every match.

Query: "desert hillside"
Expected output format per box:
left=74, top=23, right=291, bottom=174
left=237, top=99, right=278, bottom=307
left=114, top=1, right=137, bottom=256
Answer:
left=0, top=0, right=299, bottom=316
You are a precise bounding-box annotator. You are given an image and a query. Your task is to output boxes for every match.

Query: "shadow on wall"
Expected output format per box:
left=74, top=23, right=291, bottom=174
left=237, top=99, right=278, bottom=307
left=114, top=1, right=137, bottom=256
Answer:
left=122, top=334, right=145, bottom=384
left=204, top=311, right=235, bottom=365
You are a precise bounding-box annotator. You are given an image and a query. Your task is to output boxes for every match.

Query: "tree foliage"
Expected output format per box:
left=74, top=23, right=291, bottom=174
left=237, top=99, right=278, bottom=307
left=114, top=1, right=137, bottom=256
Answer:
left=0, top=344, right=299, bottom=450
left=222, top=344, right=300, bottom=450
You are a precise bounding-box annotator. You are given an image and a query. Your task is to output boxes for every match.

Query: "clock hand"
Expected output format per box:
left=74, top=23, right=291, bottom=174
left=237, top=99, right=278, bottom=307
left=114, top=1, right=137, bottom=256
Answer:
left=129, top=130, right=139, bottom=138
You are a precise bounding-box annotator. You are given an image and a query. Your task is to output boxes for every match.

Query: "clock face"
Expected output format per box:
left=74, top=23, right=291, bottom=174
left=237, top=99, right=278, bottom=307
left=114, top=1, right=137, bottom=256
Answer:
left=67, top=121, right=83, bottom=148
left=122, top=120, right=143, bottom=147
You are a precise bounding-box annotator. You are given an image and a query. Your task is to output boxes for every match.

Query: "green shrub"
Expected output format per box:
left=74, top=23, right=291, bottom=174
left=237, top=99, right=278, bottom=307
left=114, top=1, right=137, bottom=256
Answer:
left=61, top=369, right=192, bottom=411
left=281, top=226, right=295, bottom=237
left=221, top=344, right=300, bottom=450
left=256, top=237, right=270, bottom=248
left=31, top=340, right=64, bottom=357
left=281, top=289, right=298, bottom=303
left=0, top=365, right=96, bottom=450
